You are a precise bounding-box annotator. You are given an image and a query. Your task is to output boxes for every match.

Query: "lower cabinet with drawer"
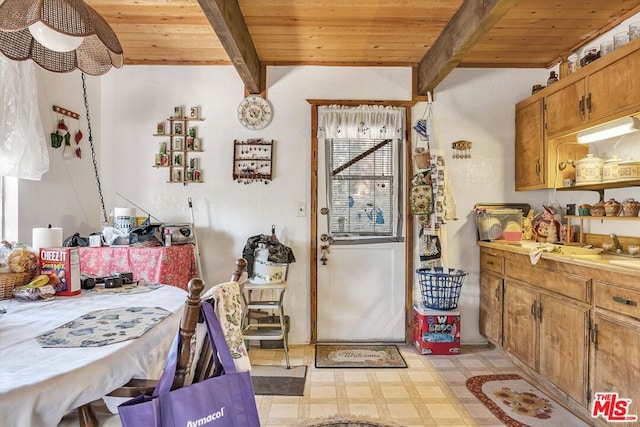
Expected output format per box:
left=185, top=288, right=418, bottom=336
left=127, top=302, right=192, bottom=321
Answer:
left=479, top=243, right=640, bottom=424
left=591, top=281, right=640, bottom=426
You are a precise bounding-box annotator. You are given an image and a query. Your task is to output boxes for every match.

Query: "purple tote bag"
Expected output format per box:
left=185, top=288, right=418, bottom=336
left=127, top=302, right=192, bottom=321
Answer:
left=118, top=302, right=260, bottom=427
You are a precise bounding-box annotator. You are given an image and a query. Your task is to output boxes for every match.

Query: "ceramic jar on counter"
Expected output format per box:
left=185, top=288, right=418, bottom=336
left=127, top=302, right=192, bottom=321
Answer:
left=622, top=198, right=640, bottom=217
left=576, top=154, right=604, bottom=184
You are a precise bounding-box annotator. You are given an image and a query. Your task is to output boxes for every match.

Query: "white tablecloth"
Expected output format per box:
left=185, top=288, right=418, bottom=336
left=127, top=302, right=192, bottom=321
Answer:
left=0, top=285, right=186, bottom=427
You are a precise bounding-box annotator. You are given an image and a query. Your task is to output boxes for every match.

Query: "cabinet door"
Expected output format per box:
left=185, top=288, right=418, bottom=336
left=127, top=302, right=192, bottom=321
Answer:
left=588, top=50, right=640, bottom=123
left=503, top=280, right=537, bottom=370
left=545, top=79, right=587, bottom=138
left=515, top=100, right=545, bottom=190
left=538, top=294, right=589, bottom=407
left=592, top=313, right=640, bottom=420
left=479, top=271, right=503, bottom=345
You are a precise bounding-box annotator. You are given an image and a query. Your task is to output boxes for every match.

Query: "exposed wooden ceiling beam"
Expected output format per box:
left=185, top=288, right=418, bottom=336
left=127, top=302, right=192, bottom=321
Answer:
left=416, top=0, right=516, bottom=95
left=197, top=0, right=263, bottom=94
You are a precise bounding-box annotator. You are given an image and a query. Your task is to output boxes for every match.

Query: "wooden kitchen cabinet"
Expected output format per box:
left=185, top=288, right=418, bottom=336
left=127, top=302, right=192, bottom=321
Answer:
left=545, top=79, right=586, bottom=138
left=479, top=242, right=640, bottom=421
left=515, top=97, right=586, bottom=191
left=503, top=279, right=537, bottom=369
left=515, top=99, right=545, bottom=190
left=479, top=248, right=504, bottom=345
left=516, top=38, right=640, bottom=191
left=503, top=278, right=590, bottom=406
left=591, top=312, right=640, bottom=426
left=591, top=279, right=640, bottom=425
left=538, top=293, right=590, bottom=407
left=584, top=49, right=640, bottom=126
left=543, top=39, right=640, bottom=139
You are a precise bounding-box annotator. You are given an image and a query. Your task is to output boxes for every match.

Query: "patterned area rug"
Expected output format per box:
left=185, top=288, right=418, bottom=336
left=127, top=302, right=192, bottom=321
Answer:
left=293, top=415, right=401, bottom=426
left=315, top=345, right=407, bottom=368
left=466, top=374, right=588, bottom=426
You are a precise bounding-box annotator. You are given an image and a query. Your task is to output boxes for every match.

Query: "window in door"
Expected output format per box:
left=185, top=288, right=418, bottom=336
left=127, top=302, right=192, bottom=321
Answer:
left=325, top=137, right=403, bottom=243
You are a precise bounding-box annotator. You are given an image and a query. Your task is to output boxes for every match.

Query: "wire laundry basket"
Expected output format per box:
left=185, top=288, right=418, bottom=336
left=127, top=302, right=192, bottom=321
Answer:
left=416, top=267, right=467, bottom=310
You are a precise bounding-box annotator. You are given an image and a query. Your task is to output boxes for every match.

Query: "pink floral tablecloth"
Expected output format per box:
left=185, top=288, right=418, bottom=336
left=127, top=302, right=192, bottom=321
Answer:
left=78, top=245, right=196, bottom=290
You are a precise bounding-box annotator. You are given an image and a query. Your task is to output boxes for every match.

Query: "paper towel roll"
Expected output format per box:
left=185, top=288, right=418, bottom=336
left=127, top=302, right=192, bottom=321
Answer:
left=32, top=227, right=63, bottom=252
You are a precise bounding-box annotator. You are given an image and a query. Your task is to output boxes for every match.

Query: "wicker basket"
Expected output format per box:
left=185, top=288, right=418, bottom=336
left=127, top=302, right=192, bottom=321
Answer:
left=0, top=270, right=37, bottom=300
left=413, top=151, right=431, bottom=169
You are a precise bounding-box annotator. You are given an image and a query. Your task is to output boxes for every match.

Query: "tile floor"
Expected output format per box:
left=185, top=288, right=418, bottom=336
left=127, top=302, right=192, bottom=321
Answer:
left=250, top=344, right=518, bottom=426
left=60, top=343, right=530, bottom=426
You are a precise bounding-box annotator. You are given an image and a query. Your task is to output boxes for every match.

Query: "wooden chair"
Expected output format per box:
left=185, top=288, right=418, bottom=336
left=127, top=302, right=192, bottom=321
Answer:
left=77, top=258, right=247, bottom=427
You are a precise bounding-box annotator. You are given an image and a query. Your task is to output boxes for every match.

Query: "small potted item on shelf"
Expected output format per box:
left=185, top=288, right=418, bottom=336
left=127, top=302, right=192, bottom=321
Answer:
left=622, top=198, right=640, bottom=217
left=604, top=198, right=622, bottom=216
left=590, top=201, right=606, bottom=217
left=578, top=204, right=591, bottom=216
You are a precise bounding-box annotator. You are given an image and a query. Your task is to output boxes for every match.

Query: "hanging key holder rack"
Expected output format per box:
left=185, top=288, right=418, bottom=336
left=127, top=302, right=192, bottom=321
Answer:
left=452, top=140, right=472, bottom=159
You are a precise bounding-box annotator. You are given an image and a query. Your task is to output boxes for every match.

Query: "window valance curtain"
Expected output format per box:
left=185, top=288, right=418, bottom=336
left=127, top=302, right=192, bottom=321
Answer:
left=318, top=105, right=404, bottom=140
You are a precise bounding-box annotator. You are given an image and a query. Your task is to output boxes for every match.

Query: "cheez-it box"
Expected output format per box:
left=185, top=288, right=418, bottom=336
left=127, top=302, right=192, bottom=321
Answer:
left=39, top=247, right=81, bottom=296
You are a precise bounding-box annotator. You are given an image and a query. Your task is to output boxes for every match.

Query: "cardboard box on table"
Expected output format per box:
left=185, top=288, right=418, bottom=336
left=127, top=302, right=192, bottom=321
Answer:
left=413, top=304, right=460, bottom=355
left=39, top=247, right=81, bottom=296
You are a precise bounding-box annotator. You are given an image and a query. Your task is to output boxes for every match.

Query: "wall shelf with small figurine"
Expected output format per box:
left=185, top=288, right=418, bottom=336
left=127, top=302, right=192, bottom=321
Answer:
left=153, top=106, right=204, bottom=185
left=233, top=139, right=274, bottom=184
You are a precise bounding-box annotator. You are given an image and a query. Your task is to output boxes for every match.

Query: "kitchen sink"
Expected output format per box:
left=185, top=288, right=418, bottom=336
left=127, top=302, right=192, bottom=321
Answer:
left=601, top=249, right=640, bottom=258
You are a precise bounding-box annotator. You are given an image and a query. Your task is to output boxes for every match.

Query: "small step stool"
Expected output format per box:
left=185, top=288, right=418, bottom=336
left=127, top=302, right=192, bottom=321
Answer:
left=242, top=281, right=290, bottom=368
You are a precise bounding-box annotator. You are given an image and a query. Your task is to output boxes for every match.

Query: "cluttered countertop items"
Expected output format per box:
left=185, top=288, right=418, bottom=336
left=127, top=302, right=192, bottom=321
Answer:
left=474, top=201, right=640, bottom=268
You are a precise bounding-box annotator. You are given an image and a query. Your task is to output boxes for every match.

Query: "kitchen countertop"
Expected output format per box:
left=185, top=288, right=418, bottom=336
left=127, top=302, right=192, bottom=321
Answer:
left=478, top=240, right=640, bottom=278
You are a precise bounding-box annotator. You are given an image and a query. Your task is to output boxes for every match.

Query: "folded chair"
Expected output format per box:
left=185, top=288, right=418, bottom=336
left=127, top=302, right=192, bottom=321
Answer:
left=77, top=258, right=247, bottom=427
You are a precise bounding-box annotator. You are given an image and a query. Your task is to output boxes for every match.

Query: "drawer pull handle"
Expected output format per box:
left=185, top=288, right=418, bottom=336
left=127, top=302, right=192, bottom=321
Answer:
left=487, top=261, right=495, bottom=265
left=613, top=296, right=637, bottom=307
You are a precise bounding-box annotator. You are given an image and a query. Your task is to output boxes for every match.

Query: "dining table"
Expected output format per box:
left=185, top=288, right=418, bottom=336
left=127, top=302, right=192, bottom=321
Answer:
left=0, top=284, right=187, bottom=427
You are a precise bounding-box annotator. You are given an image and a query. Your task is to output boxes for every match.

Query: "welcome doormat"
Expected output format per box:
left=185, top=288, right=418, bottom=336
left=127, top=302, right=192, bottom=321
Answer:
left=466, top=374, right=588, bottom=426
left=251, top=365, right=307, bottom=396
left=315, top=345, right=407, bottom=368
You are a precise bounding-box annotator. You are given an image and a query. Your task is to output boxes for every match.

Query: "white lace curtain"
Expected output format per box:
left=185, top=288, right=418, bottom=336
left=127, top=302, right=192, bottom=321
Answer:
left=0, top=56, right=48, bottom=180
left=318, top=105, right=405, bottom=139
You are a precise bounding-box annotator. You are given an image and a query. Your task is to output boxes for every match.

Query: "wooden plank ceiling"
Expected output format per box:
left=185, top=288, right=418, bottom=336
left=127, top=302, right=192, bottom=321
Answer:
left=86, top=0, right=640, bottom=94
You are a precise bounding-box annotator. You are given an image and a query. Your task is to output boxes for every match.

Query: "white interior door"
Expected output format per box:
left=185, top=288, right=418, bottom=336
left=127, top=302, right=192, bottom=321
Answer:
left=316, top=137, right=405, bottom=342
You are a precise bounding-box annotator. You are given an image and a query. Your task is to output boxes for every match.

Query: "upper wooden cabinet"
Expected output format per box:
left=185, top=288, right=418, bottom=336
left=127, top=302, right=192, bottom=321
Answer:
left=545, top=46, right=640, bottom=139
left=515, top=39, right=640, bottom=191
left=545, top=79, right=587, bottom=138
left=515, top=99, right=546, bottom=190
left=588, top=51, right=640, bottom=125
left=515, top=98, right=587, bottom=191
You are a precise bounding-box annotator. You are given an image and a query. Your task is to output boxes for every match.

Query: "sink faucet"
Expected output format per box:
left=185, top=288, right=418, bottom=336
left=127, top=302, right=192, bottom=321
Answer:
left=610, top=233, right=623, bottom=252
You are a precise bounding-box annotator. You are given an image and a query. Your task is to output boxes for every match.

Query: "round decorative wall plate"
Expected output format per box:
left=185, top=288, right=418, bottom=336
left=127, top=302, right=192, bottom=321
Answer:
left=237, top=95, right=273, bottom=130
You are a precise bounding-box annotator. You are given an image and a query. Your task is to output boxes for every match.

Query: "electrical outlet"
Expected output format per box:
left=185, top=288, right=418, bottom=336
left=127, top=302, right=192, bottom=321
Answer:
left=296, top=202, right=306, bottom=217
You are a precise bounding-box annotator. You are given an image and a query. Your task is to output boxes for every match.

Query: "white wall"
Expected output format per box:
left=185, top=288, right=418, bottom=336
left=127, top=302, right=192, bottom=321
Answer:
left=97, top=65, right=413, bottom=344
left=420, top=68, right=550, bottom=343
left=17, top=61, right=639, bottom=346
left=14, top=70, right=102, bottom=240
